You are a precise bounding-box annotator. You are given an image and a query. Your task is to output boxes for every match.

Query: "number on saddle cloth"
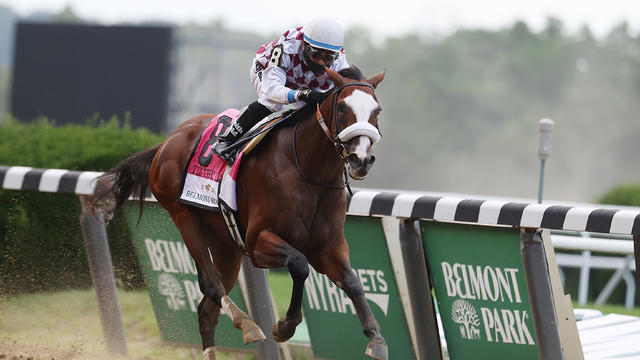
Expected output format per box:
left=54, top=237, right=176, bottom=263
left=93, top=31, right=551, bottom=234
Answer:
left=198, top=115, right=232, bottom=167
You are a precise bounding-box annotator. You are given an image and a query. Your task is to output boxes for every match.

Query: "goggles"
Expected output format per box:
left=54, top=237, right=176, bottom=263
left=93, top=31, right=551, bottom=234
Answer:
left=304, top=43, right=340, bottom=64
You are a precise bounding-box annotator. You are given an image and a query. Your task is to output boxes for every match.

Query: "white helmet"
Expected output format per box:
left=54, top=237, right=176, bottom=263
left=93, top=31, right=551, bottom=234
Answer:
left=302, top=17, right=344, bottom=52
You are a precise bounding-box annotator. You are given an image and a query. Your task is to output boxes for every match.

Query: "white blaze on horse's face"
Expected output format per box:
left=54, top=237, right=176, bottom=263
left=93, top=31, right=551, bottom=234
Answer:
left=344, top=89, right=378, bottom=127
left=341, top=89, right=380, bottom=180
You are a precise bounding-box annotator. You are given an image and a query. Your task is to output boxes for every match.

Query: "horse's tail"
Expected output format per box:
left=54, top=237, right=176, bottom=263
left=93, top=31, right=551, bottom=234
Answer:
left=94, top=144, right=161, bottom=224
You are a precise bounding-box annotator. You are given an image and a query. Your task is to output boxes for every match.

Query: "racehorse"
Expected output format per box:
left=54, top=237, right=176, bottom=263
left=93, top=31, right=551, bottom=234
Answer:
left=96, top=66, right=387, bottom=359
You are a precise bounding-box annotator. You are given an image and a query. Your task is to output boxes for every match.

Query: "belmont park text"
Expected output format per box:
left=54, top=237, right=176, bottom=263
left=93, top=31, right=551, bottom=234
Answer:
left=442, top=261, right=535, bottom=346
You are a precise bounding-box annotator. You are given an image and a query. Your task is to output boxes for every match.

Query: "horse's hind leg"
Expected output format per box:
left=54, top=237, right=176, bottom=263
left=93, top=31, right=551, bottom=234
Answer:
left=170, top=206, right=266, bottom=351
left=312, top=244, right=388, bottom=360
left=198, top=296, right=220, bottom=360
left=197, top=231, right=252, bottom=360
left=252, top=230, right=309, bottom=342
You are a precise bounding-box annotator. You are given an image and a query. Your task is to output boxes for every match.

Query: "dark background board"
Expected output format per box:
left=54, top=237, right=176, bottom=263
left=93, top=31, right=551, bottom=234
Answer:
left=10, top=22, right=172, bottom=133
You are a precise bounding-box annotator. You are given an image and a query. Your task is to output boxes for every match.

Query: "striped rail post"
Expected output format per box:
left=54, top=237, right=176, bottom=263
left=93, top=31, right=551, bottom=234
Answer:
left=0, top=166, right=127, bottom=355
left=346, top=190, right=640, bottom=236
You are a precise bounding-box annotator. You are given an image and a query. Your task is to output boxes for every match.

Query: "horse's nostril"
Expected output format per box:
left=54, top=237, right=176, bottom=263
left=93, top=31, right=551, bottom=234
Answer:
left=347, top=153, right=360, bottom=163
left=369, top=155, right=376, bottom=165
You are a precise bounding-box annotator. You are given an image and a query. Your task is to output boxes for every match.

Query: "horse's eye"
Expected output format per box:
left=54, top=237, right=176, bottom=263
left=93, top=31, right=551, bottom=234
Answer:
left=337, top=102, right=348, bottom=114
left=374, top=107, right=382, bottom=120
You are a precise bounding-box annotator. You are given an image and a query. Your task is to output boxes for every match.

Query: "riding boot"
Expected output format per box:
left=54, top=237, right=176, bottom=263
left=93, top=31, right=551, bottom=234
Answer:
left=212, top=121, right=246, bottom=164
left=213, top=101, right=271, bottom=163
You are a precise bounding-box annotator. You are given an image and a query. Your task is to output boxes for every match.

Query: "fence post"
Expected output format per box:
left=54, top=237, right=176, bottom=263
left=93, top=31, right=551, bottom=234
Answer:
left=520, top=228, right=563, bottom=360
left=241, top=256, right=282, bottom=360
left=635, top=235, right=640, bottom=302
left=78, top=195, right=128, bottom=356
left=398, top=219, right=443, bottom=360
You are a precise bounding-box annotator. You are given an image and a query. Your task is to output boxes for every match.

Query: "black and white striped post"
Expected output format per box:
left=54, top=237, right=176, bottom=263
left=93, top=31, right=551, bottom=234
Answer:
left=0, top=166, right=127, bottom=356
left=347, top=190, right=640, bottom=236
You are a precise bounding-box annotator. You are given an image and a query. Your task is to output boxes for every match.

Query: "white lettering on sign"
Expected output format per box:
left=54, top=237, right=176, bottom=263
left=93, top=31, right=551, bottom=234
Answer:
left=441, top=262, right=522, bottom=303
left=481, top=307, right=535, bottom=345
left=441, top=261, right=535, bottom=346
left=305, top=267, right=390, bottom=316
left=144, top=238, right=198, bottom=275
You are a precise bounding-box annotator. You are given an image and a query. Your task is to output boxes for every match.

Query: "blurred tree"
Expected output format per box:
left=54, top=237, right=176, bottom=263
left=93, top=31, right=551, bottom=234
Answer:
left=51, top=5, right=83, bottom=24
left=598, top=184, right=640, bottom=206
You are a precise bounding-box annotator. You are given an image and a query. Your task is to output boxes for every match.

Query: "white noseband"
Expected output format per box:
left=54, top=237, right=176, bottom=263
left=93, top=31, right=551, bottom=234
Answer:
left=337, top=122, right=381, bottom=143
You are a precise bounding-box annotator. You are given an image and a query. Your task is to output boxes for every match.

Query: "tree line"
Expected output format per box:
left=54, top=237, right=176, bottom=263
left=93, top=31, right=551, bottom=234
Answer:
left=343, top=19, right=640, bottom=202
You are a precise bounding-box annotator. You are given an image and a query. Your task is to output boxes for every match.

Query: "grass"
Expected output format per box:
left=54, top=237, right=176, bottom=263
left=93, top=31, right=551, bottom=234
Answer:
left=268, top=269, right=293, bottom=318
left=573, top=302, right=640, bottom=317
left=0, top=271, right=297, bottom=360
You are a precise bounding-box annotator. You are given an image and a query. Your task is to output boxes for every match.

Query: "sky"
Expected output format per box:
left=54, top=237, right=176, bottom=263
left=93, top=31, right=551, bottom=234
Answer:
left=1, top=0, right=639, bottom=39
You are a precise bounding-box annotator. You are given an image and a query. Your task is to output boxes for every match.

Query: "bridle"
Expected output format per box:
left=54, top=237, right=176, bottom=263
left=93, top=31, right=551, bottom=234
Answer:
left=292, top=81, right=379, bottom=192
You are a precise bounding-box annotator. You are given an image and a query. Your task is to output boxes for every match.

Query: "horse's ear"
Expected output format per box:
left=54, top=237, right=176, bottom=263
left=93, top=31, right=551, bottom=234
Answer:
left=325, top=67, right=345, bottom=87
left=367, top=70, right=386, bottom=89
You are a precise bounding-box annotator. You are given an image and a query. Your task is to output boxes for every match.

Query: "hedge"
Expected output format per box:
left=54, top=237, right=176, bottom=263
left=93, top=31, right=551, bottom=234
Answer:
left=0, top=116, right=164, bottom=294
left=598, top=184, right=640, bottom=207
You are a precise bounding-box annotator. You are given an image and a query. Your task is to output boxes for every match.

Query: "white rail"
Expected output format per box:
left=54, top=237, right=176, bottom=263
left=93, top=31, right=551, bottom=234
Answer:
left=552, top=233, right=637, bottom=309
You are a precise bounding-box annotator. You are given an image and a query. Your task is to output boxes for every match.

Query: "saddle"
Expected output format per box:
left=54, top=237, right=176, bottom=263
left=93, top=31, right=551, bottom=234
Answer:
left=220, top=106, right=297, bottom=164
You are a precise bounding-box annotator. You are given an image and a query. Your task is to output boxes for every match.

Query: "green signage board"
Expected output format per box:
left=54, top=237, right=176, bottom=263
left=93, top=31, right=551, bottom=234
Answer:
left=123, top=202, right=254, bottom=351
left=302, top=216, right=415, bottom=359
left=421, top=221, right=538, bottom=360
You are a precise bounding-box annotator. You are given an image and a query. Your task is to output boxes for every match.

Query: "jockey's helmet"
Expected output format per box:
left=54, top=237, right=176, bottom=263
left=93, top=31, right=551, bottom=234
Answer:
left=302, top=17, right=343, bottom=73
left=302, top=17, right=344, bottom=52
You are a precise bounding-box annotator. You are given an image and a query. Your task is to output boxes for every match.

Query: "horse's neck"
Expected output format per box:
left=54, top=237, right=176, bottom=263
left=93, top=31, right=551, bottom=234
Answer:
left=293, top=114, right=344, bottom=184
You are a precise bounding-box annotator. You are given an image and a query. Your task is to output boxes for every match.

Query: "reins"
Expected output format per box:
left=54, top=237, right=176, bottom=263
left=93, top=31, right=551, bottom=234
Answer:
left=293, top=119, right=348, bottom=191
left=293, top=81, right=375, bottom=194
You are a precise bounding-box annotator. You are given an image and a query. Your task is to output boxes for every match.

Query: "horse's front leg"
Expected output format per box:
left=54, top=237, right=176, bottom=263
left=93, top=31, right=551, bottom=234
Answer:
left=314, top=243, right=388, bottom=360
left=252, top=230, right=309, bottom=342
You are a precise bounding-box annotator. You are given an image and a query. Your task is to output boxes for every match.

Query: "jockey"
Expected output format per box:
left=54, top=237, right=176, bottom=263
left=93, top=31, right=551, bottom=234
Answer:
left=213, top=17, right=350, bottom=161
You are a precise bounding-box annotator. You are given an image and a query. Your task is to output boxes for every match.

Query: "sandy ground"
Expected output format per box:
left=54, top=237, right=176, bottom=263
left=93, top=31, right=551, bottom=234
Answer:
left=0, top=338, right=138, bottom=360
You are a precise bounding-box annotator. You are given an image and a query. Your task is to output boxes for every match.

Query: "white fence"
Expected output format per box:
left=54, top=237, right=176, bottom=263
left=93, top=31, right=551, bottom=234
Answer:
left=553, top=232, right=636, bottom=308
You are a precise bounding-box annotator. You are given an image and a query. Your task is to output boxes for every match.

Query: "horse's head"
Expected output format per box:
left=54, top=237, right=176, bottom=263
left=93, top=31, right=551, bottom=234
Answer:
left=321, top=67, right=386, bottom=180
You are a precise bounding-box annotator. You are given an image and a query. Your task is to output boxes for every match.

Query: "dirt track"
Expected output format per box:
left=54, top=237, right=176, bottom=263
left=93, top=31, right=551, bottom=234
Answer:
left=0, top=339, right=132, bottom=360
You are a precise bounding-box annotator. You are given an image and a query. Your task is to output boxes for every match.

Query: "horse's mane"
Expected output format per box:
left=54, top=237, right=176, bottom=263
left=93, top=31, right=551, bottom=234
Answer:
left=338, top=65, right=364, bottom=81
left=282, top=65, right=364, bottom=125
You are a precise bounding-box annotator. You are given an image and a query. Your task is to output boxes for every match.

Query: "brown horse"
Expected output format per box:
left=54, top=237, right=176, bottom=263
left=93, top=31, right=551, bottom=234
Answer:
left=97, top=66, right=387, bottom=359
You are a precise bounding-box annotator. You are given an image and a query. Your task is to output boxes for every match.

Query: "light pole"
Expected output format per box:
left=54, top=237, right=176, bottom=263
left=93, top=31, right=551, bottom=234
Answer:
left=537, top=118, right=554, bottom=204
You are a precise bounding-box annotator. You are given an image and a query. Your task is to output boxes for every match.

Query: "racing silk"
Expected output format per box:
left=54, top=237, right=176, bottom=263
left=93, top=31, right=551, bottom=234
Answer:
left=250, top=27, right=349, bottom=112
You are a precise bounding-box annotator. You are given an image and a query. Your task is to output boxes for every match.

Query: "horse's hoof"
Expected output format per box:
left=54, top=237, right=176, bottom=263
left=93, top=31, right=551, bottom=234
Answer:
left=365, top=341, right=388, bottom=360
left=203, top=346, right=216, bottom=360
left=241, top=319, right=266, bottom=344
left=272, top=319, right=296, bottom=343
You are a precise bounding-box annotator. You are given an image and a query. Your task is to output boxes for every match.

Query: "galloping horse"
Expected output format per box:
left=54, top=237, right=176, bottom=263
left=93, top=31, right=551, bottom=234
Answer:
left=97, top=66, right=387, bottom=359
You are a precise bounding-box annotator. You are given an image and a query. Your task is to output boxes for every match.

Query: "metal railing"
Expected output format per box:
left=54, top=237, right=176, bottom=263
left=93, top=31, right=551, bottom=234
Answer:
left=552, top=232, right=636, bottom=308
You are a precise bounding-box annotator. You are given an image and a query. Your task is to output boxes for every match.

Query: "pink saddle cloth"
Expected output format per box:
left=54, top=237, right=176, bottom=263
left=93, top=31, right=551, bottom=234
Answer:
left=178, top=109, right=242, bottom=211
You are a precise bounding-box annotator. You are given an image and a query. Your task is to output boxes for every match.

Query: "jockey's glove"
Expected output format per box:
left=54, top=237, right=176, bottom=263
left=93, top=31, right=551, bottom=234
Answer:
left=296, top=89, right=325, bottom=104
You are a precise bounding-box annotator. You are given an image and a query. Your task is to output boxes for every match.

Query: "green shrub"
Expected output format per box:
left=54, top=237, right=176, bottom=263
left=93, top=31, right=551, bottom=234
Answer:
left=0, top=117, right=165, bottom=294
left=597, top=183, right=640, bottom=207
